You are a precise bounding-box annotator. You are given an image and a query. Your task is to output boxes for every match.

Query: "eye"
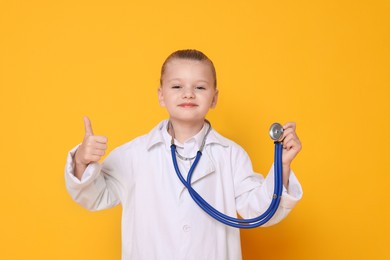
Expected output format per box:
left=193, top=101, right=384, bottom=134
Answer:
left=196, top=86, right=206, bottom=90
left=171, top=85, right=181, bottom=89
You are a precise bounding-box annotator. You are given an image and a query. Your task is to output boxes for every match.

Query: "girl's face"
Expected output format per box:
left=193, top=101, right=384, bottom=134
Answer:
left=158, top=59, right=218, bottom=124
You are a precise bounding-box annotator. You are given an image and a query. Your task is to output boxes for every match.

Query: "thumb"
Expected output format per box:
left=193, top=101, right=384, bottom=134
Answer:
left=83, top=116, right=94, bottom=136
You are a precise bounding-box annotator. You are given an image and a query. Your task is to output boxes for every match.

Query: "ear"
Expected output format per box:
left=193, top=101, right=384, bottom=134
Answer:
left=158, top=87, right=166, bottom=107
left=210, top=89, right=219, bottom=108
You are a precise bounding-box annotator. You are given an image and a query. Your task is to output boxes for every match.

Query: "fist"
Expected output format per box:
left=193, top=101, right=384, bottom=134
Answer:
left=74, top=116, right=108, bottom=166
left=280, top=122, right=302, bottom=166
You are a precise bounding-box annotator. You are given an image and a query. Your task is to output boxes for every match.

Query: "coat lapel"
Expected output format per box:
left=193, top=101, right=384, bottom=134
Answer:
left=176, top=150, right=216, bottom=198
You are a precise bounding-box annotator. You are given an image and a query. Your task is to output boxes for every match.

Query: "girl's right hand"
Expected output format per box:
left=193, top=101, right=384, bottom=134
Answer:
left=74, top=116, right=108, bottom=167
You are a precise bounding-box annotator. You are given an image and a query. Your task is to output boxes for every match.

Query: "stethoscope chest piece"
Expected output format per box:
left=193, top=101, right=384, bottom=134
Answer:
left=269, top=123, right=284, bottom=141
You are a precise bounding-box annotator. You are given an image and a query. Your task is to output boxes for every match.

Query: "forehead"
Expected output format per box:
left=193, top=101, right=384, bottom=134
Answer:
left=162, top=59, right=214, bottom=82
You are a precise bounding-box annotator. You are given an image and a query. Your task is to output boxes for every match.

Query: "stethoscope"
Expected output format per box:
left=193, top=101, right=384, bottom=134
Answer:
left=169, top=121, right=284, bottom=229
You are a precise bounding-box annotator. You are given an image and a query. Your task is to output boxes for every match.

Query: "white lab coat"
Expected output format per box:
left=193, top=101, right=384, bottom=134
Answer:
left=65, top=120, right=303, bottom=260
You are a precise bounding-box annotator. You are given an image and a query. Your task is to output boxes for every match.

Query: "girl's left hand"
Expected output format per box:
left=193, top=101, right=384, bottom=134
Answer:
left=280, top=122, right=302, bottom=166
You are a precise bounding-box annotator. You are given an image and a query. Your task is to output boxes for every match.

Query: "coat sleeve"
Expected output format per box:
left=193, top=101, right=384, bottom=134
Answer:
left=233, top=146, right=303, bottom=226
left=64, top=145, right=124, bottom=211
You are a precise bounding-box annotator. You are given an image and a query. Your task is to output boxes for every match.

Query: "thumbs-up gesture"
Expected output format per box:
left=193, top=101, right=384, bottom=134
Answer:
left=74, top=116, right=108, bottom=167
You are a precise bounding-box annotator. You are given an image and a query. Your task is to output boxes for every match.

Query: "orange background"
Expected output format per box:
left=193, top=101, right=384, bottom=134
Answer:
left=0, top=0, right=389, bottom=259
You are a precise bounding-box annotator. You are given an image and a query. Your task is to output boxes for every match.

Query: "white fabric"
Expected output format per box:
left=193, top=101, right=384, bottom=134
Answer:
left=65, top=120, right=303, bottom=260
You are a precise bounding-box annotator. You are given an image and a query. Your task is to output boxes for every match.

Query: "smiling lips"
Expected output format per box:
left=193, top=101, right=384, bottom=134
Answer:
left=178, top=102, right=198, bottom=108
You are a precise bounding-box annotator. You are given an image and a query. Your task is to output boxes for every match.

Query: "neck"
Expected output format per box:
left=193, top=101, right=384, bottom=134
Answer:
left=168, top=119, right=205, bottom=143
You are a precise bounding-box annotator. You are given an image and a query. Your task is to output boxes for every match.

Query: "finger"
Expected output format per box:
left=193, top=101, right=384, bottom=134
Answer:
left=84, top=116, right=94, bottom=136
left=92, top=143, right=107, bottom=150
left=284, top=138, right=302, bottom=152
left=283, top=122, right=296, bottom=131
left=281, top=128, right=295, bottom=140
left=91, top=149, right=105, bottom=156
left=282, top=133, right=295, bottom=148
left=86, top=154, right=101, bottom=162
left=92, top=135, right=108, bottom=144
left=84, top=135, right=108, bottom=144
left=83, top=141, right=107, bottom=152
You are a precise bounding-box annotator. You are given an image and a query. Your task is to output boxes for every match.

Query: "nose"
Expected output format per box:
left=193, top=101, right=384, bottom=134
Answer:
left=182, top=86, right=195, bottom=99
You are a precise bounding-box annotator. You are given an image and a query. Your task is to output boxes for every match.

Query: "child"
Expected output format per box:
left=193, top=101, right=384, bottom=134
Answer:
left=65, top=49, right=303, bottom=260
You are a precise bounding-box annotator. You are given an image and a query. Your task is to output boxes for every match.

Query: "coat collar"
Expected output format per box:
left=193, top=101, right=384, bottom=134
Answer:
left=145, top=120, right=230, bottom=198
left=146, top=120, right=230, bottom=151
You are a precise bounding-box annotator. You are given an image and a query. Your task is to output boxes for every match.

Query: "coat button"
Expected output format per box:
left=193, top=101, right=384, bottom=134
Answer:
left=183, top=225, right=191, bottom=232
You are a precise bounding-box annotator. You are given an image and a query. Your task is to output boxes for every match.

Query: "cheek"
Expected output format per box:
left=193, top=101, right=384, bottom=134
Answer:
left=163, top=95, right=177, bottom=108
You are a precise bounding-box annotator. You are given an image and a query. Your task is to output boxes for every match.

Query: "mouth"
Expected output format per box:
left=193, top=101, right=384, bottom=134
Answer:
left=178, top=102, right=198, bottom=108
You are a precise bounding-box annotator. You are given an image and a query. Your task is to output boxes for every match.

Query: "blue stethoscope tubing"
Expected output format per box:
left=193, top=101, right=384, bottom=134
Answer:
left=170, top=141, right=283, bottom=229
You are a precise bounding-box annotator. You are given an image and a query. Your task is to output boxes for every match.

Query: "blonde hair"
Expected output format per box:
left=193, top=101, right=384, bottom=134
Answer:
left=160, top=49, right=217, bottom=88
